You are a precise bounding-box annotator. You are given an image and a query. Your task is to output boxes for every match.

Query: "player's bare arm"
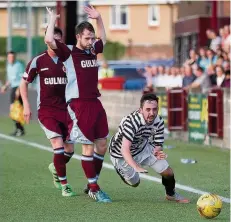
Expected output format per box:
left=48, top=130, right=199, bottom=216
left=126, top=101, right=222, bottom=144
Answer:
left=44, top=7, right=60, bottom=49
left=84, top=5, right=106, bottom=45
left=19, top=79, right=32, bottom=124
left=121, top=137, right=148, bottom=173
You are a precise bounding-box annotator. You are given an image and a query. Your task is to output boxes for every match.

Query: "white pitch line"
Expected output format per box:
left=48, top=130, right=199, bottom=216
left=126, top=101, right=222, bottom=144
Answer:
left=0, top=133, right=230, bottom=204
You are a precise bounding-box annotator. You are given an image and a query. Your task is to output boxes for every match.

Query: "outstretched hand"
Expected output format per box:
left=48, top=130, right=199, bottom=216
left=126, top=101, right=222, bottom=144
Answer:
left=84, top=5, right=100, bottom=19
left=46, top=7, right=60, bottom=20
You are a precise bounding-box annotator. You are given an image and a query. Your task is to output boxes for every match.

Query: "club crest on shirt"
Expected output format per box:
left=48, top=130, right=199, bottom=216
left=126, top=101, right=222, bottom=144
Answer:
left=90, top=47, right=96, bottom=55
left=151, top=127, right=157, bottom=135
left=62, top=66, right=66, bottom=73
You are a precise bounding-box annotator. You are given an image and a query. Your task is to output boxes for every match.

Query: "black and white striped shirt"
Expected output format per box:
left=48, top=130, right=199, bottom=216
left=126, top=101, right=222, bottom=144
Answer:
left=109, top=110, right=165, bottom=158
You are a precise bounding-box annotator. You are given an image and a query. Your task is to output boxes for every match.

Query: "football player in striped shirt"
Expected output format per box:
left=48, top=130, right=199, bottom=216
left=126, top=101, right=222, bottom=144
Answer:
left=109, top=93, right=189, bottom=203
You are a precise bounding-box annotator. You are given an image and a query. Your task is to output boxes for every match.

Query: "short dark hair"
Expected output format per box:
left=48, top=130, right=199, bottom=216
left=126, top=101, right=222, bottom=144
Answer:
left=75, top=21, right=95, bottom=35
left=45, top=27, right=63, bottom=37
left=140, top=93, right=159, bottom=108
left=7, top=51, right=15, bottom=55
left=54, top=27, right=63, bottom=37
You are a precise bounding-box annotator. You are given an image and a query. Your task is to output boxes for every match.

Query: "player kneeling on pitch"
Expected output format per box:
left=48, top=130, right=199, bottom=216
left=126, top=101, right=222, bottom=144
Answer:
left=109, top=93, right=190, bottom=203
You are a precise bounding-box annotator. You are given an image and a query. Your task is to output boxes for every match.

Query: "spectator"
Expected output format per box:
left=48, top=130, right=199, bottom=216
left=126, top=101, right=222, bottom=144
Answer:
left=180, top=66, right=185, bottom=76
left=222, top=52, right=229, bottom=61
left=184, top=49, right=198, bottom=72
left=215, top=47, right=223, bottom=57
left=207, top=29, right=221, bottom=52
left=219, top=28, right=226, bottom=49
left=142, top=65, right=153, bottom=91
left=169, top=66, right=182, bottom=88
left=215, top=66, right=230, bottom=88
left=0, top=51, right=25, bottom=136
left=185, top=66, right=211, bottom=94
left=155, top=65, right=166, bottom=87
left=197, top=47, right=209, bottom=71
left=151, top=66, right=158, bottom=76
left=98, top=60, right=114, bottom=79
left=206, top=49, right=217, bottom=66
left=182, top=65, right=196, bottom=87
left=216, top=56, right=225, bottom=67
left=223, top=25, right=231, bottom=53
left=207, top=65, right=217, bottom=86
left=164, top=67, right=173, bottom=88
left=150, top=65, right=158, bottom=86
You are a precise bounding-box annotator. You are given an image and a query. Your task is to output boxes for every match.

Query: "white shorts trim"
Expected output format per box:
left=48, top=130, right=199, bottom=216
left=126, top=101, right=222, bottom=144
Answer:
left=38, top=119, right=62, bottom=140
left=67, top=105, right=93, bottom=144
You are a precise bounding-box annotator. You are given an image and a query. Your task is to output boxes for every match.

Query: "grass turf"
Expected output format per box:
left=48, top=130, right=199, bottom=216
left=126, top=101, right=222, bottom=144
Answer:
left=0, top=116, right=230, bottom=221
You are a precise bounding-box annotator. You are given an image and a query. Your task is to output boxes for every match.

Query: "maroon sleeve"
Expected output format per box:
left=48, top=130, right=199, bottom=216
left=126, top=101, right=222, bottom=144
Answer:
left=93, top=39, right=104, bottom=54
left=53, top=40, right=72, bottom=62
left=23, top=58, right=38, bottom=83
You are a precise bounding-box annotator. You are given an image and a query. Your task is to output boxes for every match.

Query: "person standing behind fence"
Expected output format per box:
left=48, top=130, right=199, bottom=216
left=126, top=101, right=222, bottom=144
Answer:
left=98, top=60, right=114, bottom=79
left=0, top=51, right=25, bottom=136
left=182, top=65, right=196, bottom=87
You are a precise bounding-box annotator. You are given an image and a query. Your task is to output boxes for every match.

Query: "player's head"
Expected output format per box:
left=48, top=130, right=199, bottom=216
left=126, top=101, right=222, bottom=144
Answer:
left=53, top=27, right=63, bottom=42
left=139, top=93, right=159, bottom=124
left=75, top=21, right=95, bottom=50
left=7, top=51, right=16, bottom=64
left=45, top=27, right=63, bottom=49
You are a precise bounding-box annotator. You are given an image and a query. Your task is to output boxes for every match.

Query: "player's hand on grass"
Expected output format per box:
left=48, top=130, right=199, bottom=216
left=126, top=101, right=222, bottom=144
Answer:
left=46, top=7, right=60, bottom=20
left=84, top=5, right=100, bottom=19
left=134, top=166, right=148, bottom=174
left=23, top=105, right=32, bottom=124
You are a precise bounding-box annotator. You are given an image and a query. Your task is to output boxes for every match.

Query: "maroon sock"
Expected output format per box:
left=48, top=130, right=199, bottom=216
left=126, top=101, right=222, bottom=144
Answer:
left=81, top=155, right=99, bottom=192
left=64, top=151, right=74, bottom=163
left=53, top=147, right=67, bottom=185
left=93, top=152, right=104, bottom=180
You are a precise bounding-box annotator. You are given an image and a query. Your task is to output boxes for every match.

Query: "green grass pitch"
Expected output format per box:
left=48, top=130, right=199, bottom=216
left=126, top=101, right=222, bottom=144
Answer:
left=0, top=117, right=230, bottom=222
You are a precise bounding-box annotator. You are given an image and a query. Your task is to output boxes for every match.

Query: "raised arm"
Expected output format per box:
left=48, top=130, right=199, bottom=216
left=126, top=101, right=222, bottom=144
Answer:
left=84, top=5, right=106, bottom=45
left=44, top=7, right=60, bottom=49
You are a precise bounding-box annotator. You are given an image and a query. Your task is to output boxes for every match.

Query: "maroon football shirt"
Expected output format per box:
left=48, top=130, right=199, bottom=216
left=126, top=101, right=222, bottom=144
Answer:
left=23, top=51, right=67, bottom=111
left=53, top=39, right=103, bottom=102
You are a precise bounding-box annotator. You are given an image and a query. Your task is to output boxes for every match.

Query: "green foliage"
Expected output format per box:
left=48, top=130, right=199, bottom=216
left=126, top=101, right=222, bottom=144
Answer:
left=103, top=40, right=126, bottom=60
left=0, top=60, right=6, bottom=82
left=0, top=36, right=46, bottom=56
left=32, top=36, right=47, bottom=56
left=12, top=36, right=27, bottom=53
left=0, top=38, right=7, bottom=55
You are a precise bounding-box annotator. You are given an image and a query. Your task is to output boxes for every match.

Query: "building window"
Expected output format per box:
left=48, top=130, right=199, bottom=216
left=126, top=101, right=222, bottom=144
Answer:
left=41, top=8, right=49, bottom=28
left=12, top=7, right=27, bottom=28
left=148, top=5, right=160, bottom=26
left=111, top=5, right=129, bottom=29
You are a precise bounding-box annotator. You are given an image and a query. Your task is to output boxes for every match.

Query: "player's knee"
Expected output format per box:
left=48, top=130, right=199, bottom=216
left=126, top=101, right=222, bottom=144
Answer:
left=95, top=138, right=107, bottom=155
left=50, top=137, right=63, bottom=148
left=64, top=143, right=74, bottom=153
left=82, top=144, right=94, bottom=156
left=127, top=173, right=140, bottom=187
left=161, top=166, right=174, bottom=177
